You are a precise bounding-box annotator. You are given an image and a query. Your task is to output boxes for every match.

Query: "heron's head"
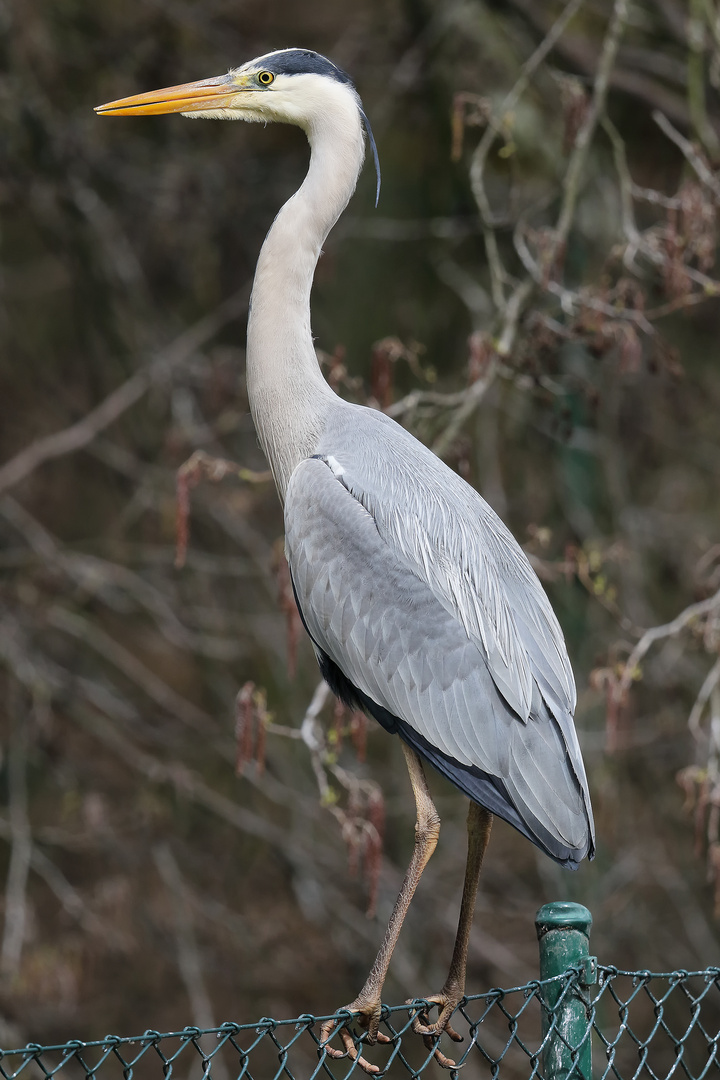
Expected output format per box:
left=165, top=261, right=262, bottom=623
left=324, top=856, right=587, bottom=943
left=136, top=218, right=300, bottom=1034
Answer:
left=95, top=48, right=380, bottom=201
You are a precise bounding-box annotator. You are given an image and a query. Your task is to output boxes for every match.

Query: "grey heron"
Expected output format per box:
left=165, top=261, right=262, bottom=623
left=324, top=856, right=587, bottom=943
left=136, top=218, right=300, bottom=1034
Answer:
left=96, top=49, right=595, bottom=1072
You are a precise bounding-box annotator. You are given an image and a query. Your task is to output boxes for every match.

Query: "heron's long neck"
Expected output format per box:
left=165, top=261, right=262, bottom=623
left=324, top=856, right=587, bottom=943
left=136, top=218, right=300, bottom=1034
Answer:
left=246, top=99, right=365, bottom=499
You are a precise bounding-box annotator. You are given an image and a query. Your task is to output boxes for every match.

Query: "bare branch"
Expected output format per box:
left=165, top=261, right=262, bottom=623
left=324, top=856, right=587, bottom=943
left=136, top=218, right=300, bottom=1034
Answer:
left=46, top=606, right=215, bottom=733
left=468, top=0, right=585, bottom=309
left=513, top=222, right=655, bottom=332
left=554, top=0, right=629, bottom=253
left=386, top=387, right=472, bottom=420
left=1, top=688, right=31, bottom=979
left=300, top=681, right=334, bottom=802
left=72, top=704, right=289, bottom=851
left=618, top=585, right=720, bottom=700
left=507, top=0, right=695, bottom=128
left=431, top=360, right=498, bottom=459
left=689, top=657, right=720, bottom=738
left=153, top=843, right=229, bottom=1080
left=653, top=110, right=720, bottom=201
left=0, top=815, right=110, bottom=941
left=0, top=496, right=241, bottom=661
left=602, top=116, right=643, bottom=268
left=0, top=284, right=250, bottom=497
left=687, top=0, right=720, bottom=157
left=174, top=450, right=271, bottom=569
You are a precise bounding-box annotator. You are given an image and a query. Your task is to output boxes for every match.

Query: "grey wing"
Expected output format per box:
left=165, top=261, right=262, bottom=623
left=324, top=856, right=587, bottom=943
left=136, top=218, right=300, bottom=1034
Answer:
left=285, top=455, right=594, bottom=866
left=320, top=406, right=576, bottom=726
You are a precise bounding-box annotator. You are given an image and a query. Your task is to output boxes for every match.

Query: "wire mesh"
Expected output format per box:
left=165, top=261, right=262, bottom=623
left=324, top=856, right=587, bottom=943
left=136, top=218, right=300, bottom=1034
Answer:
left=1, top=966, right=718, bottom=1080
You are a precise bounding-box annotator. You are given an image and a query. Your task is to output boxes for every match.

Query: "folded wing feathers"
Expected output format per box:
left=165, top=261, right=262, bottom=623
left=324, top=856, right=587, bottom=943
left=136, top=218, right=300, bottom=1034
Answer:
left=285, top=413, right=594, bottom=859
left=347, top=467, right=572, bottom=722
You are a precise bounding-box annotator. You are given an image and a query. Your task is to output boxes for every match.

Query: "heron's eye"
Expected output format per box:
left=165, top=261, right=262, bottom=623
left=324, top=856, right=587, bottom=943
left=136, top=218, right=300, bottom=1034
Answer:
left=258, top=71, right=275, bottom=86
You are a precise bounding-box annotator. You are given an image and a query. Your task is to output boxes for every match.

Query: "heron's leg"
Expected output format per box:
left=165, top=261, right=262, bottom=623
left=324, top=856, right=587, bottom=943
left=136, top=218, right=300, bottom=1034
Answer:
left=320, top=744, right=440, bottom=1075
left=410, top=800, right=493, bottom=1068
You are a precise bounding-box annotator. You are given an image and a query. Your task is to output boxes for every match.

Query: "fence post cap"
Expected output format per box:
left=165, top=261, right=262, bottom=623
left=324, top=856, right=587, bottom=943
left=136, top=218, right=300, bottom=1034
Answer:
left=535, top=901, right=592, bottom=938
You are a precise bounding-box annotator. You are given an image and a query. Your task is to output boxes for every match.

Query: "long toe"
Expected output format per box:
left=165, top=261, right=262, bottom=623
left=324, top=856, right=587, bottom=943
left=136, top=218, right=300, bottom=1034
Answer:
left=407, top=993, right=465, bottom=1070
left=319, top=998, right=391, bottom=1075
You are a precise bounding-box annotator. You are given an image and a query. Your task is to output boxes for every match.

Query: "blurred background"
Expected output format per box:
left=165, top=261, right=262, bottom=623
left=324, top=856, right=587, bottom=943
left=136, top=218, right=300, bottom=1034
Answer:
left=1, top=0, right=720, bottom=1052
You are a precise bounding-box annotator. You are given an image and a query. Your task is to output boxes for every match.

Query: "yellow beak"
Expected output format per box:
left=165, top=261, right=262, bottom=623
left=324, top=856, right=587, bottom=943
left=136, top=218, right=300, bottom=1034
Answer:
left=95, top=73, right=245, bottom=116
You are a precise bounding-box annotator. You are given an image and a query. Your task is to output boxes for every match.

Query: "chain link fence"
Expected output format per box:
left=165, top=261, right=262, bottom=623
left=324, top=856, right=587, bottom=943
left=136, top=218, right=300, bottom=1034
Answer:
left=1, top=906, right=718, bottom=1080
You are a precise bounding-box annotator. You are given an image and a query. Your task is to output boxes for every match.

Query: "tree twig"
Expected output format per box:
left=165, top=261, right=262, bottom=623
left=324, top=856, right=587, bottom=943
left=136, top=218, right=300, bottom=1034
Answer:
left=431, top=360, right=498, bottom=459
left=653, top=110, right=720, bottom=201
left=1, top=686, right=32, bottom=979
left=153, top=844, right=229, bottom=1080
left=688, top=657, right=720, bottom=739
left=687, top=0, right=720, bottom=157
left=46, top=605, right=215, bottom=733
left=72, top=704, right=289, bottom=850
left=553, top=0, right=629, bottom=254
left=468, top=0, right=585, bottom=309
left=617, top=585, right=720, bottom=700
left=0, top=495, right=241, bottom=661
left=0, top=284, right=250, bottom=497
left=0, top=815, right=110, bottom=941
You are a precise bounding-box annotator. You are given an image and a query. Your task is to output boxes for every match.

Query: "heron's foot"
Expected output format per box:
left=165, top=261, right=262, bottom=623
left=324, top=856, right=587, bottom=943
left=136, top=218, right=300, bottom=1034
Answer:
left=408, top=991, right=465, bottom=1070
left=320, top=995, right=392, bottom=1075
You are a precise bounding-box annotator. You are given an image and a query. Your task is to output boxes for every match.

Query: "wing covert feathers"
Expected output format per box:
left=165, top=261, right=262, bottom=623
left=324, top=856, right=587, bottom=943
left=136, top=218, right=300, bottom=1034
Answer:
left=284, top=413, right=595, bottom=866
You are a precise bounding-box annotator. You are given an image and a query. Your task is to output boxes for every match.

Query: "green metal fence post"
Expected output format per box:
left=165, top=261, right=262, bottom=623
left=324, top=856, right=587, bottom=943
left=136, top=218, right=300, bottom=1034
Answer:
left=536, top=901, right=594, bottom=1080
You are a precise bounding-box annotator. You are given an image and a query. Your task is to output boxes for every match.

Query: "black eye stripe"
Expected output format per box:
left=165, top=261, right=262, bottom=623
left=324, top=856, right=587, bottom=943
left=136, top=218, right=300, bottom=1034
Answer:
left=253, top=50, right=353, bottom=86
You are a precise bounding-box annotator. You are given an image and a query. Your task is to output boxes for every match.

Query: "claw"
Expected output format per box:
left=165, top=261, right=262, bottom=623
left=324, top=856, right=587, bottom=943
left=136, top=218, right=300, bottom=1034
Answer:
left=413, top=1014, right=464, bottom=1041
left=428, top=1041, right=463, bottom=1070
left=319, top=1000, right=391, bottom=1075
left=407, top=993, right=465, bottom=1071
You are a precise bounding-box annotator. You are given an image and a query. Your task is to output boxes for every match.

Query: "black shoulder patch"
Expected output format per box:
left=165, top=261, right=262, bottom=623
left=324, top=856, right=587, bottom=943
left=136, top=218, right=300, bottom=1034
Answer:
left=259, top=49, right=354, bottom=87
